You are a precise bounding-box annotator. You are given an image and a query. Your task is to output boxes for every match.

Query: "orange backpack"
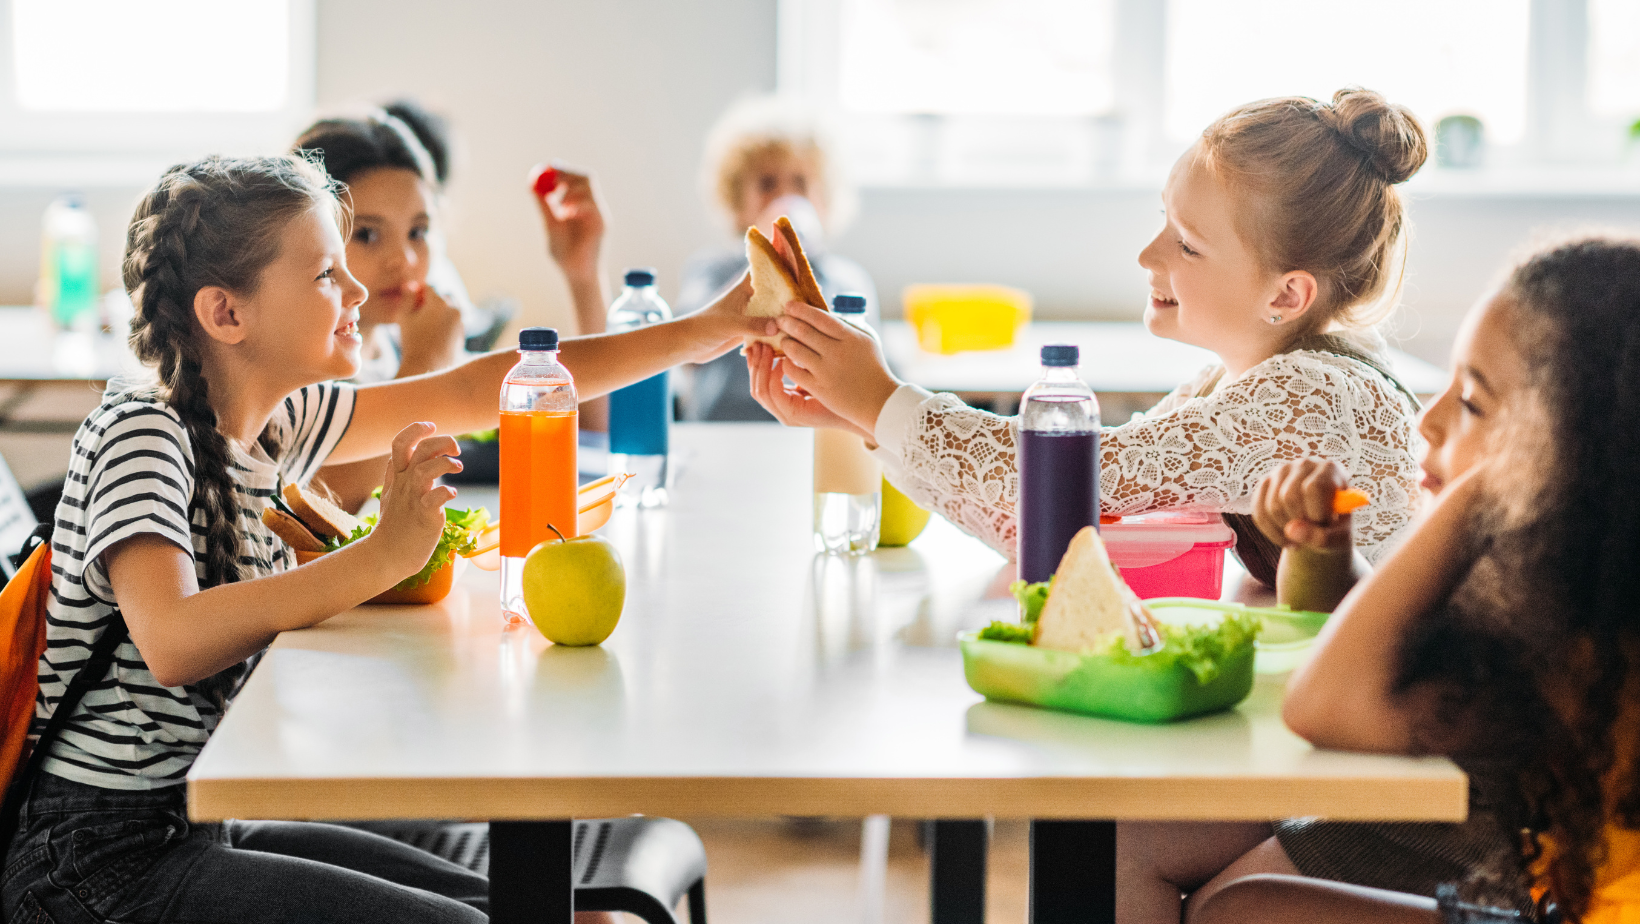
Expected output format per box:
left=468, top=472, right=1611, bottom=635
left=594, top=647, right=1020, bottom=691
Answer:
left=0, top=527, right=52, bottom=791
left=0, top=526, right=126, bottom=840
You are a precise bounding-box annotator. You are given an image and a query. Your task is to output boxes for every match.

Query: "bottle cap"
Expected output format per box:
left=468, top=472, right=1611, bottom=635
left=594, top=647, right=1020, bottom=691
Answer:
left=1041, top=344, right=1079, bottom=367
left=624, top=268, right=656, bottom=287
left=519, top=327, right=559, bottom=350
left=832, top=293, right=867, bottom=314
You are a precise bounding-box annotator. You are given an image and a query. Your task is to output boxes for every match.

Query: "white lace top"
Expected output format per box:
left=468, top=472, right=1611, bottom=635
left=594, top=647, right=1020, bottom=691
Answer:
left=872, top=350, right=1423, bottom=565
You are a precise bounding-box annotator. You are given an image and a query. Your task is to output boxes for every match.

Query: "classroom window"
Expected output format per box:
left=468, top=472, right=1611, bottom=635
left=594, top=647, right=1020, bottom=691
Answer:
left=12, top=0, right=289, bottom=112
left=1164, top=0, right=1531, bottom=144
left=0, top=0, right=314, bottom=179
left=1587, top=0, right=1640, bottom=120
left=837, top=0, right=1115, bottom=117
left=782, top=0, right=1631, bottom=187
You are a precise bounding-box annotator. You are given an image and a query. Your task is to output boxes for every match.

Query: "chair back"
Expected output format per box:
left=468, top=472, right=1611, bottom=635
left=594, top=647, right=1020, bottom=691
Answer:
left=0, top=455, right=36, bottom=581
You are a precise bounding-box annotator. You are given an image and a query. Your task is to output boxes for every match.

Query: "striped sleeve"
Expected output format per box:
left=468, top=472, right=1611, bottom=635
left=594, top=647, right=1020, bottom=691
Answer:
left=277, top=381, right=356, bottom=485
left=79, top=406, right=194, bottom=604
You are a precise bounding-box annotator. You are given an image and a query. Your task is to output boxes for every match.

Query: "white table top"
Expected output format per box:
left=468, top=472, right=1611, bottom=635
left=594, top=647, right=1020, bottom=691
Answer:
left=188, top=424, right=1464, bottom=824
left=0, top=306, right=142, bottom=384
left=881, top=321, right=1450, bottom=397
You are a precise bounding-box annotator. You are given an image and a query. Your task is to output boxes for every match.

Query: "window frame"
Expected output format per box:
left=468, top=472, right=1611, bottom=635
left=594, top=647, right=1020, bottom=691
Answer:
left=780, top=0, right=1629, bottom=189
left=0, top=0, right=315, bottom=176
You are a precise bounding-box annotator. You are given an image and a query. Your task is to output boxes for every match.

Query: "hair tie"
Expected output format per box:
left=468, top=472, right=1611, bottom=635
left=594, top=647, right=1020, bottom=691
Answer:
left=1313, top=104, right=1392, bottom=182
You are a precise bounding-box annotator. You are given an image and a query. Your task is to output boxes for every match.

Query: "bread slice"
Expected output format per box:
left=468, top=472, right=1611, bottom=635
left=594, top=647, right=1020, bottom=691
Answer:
left=282, top=482, right=364, bottom=542
left=1033, top=526, right=1146, bottom=653
left=744, top=215, right=827, bottom=354
left=261, top=507, right=326, bottom=553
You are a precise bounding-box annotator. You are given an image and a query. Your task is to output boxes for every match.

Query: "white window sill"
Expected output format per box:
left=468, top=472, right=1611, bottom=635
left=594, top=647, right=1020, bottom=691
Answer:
left=857, top=164, right=1640, bottom=198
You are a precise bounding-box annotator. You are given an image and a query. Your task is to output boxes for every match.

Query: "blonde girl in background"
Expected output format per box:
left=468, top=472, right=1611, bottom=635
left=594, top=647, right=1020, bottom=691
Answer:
left=293, top=109, right=613, bottom=509
left=748, top=88, right=1428, bottom=584
left=0, top=154, right=763, bottom=924
left=679, top=94, right=878, bottom=421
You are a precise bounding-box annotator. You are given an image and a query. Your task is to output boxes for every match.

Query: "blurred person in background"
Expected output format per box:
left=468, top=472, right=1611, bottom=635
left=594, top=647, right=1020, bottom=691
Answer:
left=678, top=95, right=878, bottom=422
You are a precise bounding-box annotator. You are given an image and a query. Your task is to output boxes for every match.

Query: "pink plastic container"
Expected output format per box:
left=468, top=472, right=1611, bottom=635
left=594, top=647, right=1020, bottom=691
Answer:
left=1103, top=510, right=1236, bottom=600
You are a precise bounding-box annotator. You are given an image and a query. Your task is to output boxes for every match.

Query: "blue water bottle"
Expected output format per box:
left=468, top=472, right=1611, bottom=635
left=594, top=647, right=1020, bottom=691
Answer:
left=607, top=268, right=672, bottom=507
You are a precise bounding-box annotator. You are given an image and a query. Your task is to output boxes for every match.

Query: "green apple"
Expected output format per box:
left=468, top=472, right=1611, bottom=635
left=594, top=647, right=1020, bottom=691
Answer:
left=879, top=477, right=932, bottom=547
left=522, top=531, right=626, bottom=646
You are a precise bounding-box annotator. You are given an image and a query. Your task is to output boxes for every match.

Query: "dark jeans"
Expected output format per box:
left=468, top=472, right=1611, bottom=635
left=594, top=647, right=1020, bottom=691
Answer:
left=3, top=771, right=487, bottom=923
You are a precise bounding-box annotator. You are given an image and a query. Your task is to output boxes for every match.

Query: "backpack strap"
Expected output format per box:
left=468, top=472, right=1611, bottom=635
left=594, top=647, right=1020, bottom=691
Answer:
left=0, top=612, right=129, bottom=840
left=7, top=521, right=52, bottom=577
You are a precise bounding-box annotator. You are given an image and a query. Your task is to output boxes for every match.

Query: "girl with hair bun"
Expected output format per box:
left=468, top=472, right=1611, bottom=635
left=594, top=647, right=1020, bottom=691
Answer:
left=749, top=87, right=1429, bottom=584
left=0, top=154, right=763, bottom=923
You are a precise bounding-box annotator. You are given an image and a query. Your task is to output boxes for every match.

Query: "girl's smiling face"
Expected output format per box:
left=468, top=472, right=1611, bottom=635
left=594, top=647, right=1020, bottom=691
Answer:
left=1417, top=291, right=1531, bottom=497
left=343, top=166, right=434, bottom=329
left=1137, top=149, right=1312, bottom=377
left=240, top=205, right=368, bottom=386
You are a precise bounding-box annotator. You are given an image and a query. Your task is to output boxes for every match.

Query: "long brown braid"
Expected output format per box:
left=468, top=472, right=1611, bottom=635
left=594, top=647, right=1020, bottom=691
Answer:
left=123, top=155, right=338, bottom=588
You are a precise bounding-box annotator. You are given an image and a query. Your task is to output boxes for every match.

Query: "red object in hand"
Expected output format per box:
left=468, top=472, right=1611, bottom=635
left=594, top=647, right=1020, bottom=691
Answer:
left=530, top=164, right=558, bottom=198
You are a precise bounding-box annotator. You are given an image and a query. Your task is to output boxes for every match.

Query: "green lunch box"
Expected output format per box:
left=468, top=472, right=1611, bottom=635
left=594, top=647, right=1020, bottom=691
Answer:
left=957, top=599, right=1329, bottom=723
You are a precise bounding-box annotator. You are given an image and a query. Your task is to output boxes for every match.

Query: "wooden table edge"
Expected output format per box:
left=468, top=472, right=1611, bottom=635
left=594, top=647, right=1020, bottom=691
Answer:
left=188, top=774, right=1467, bottom=823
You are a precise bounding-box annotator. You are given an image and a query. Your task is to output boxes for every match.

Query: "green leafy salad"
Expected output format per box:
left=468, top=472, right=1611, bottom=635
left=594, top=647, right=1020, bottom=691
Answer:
left=457, top=428, right=499, bottom=444
left=978, top=578, right=1261, bottom=685
left=324, top=506, right=490, bottom=590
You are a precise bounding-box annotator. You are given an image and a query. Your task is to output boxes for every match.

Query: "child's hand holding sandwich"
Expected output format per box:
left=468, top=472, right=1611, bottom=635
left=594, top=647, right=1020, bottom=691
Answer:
left=744, top=305, right=898, bottom=443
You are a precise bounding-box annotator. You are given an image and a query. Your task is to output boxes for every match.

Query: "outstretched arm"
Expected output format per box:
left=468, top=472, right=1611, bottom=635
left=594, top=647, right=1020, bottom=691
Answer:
left=329, top=275, right=769, bottom=464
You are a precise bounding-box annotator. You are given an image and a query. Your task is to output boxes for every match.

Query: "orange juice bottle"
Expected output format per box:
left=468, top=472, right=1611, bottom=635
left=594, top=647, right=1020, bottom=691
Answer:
left=499, top=327, right=578, bottom=624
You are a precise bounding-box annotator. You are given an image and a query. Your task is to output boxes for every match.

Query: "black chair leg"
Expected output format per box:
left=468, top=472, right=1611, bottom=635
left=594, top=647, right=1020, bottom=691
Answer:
left=687, top=878, right=707, bottom=924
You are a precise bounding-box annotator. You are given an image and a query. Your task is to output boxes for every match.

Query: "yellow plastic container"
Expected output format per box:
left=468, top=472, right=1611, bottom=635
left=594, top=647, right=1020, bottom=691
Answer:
left=903, top=284, right=1032, bottom=354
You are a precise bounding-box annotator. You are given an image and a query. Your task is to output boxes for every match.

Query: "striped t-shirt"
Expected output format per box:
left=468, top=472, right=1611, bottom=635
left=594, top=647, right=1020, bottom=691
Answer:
left=39, top=382, right=355, bottom=790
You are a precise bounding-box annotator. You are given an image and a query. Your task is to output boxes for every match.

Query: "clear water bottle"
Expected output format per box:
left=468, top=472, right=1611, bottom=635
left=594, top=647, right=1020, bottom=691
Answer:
left=38, top=194, right=99, bottom=330
left=1017, top=344, right=1101, bottom=584
left=814, top=294, right=882, bottom=555
left=607, top=268, right=672, bottom=508
left=499, top=327, right=579, bottom=625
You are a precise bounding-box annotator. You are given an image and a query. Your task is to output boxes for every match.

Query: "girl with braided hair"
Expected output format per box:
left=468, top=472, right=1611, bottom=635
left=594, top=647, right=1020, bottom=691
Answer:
left=748, top=87, right=1429, bottom=582
left=2, top=153, right=763, bottom=924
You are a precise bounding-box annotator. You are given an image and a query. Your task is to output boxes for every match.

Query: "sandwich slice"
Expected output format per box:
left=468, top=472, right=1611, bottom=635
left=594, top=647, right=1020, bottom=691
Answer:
left=1033, top=526, right=1156, bottom=653
left=261, top=507, right=326, bottom=553
left=745, top=215, right=827, bottom=354
left=280, top=482, right=364, bottom=543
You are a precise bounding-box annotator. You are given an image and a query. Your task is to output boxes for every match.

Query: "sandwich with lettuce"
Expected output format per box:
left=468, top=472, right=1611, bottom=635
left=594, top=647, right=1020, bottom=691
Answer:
left=979, top=526, right=1258, bottom=685
left=261, top=483, right=488, bottom=605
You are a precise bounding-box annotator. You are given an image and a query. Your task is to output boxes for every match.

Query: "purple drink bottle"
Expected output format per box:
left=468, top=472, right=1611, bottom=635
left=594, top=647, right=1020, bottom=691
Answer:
left=1017, top=344, right=1101, bottom=583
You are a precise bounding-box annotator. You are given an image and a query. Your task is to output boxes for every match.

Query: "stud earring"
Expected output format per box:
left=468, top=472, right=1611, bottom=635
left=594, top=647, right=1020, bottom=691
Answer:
left=1268, top=314, right=1283, bottom=324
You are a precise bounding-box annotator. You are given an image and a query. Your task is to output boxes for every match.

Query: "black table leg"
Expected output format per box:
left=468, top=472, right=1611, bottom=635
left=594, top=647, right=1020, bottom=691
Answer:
left=929, top=819, right=988, bottom=924
left=491, top=820, right=573, bottom=924
left=1029, top=820, right=1115, bottom=924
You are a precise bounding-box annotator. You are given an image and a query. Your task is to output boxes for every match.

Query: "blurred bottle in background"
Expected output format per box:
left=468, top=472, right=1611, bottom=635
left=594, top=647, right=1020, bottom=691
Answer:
left=38, top=194, right=99, bottom=330
left=813, top=294, right=881, bottom=555
left=606, top=269, right=672, bottom=508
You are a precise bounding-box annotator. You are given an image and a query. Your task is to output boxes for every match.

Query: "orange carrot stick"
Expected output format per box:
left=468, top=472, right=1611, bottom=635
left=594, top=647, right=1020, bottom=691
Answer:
left=1333, top=487, right=1371, bottom=515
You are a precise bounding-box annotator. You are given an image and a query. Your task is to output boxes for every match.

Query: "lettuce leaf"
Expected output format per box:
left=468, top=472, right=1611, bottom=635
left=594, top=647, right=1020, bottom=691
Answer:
left=1084, top=611, right=1262, bottom=684
left=1009, top=578, right=1052, bottom=625
left=978, top=578, right=1055, bottom=643
left=322, top=506, right=490, bottom=590
left=978, top=621, right=1036, bottom=643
